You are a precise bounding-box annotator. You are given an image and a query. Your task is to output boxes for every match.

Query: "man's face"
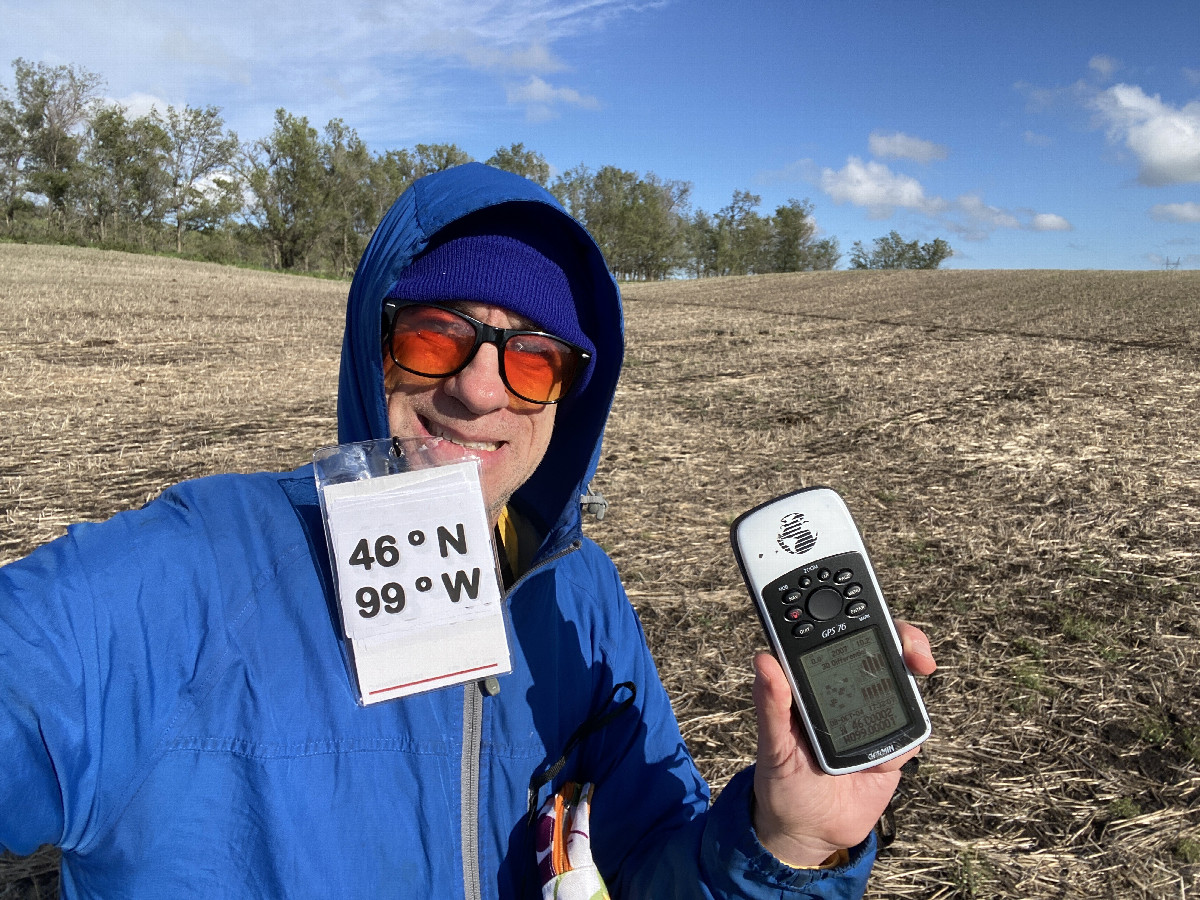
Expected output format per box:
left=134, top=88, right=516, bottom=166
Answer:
left=384, top=300, right=558, bottom=526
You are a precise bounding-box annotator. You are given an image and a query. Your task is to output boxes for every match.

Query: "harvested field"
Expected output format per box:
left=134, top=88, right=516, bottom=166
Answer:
left=2, top=244, right=1198, bottom=898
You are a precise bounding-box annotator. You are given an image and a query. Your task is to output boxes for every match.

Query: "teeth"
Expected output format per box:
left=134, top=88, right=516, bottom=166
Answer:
left=434, top=429, right=500, bottom=452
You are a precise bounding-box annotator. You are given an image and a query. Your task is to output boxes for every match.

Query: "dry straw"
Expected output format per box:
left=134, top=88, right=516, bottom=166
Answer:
left=2, top=246, right=1198, bottom=898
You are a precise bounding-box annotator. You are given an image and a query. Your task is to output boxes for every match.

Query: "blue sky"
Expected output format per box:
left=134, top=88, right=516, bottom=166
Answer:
left=3, top=0, right=1198, bottom=269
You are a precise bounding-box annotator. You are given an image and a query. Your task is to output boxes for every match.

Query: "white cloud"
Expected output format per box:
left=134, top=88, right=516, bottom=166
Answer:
left=1030, top=213, right=1073, bottom=231
left=868, top=131, right=948, bottom=163
left=158, top=24, right=252, bottom=85
left=947, top=197, right=1070, bottom=239
left=1183, top=68, right=1200, bottom=87
left=1089, top=55, right=1119, bottom=81
left=755, top=158, right=819, bottom=186
left=108, top=92, right=173, bottom=118
left=956, top=195, right=1021, bottom=230
left=818, top=157, right=1069, bottom=239
left=1150, top=201, right=1200, bottom=223
left=492, top=43, right=567, bottom=73
left=506, top=75, right=600, bottom=121
left=1090, top=83, right=1200, bottom=185
left=819, top=157, right=947, bottom=218
left=420, top=30, right=569, bottom=73
left=507, top=75, right=598, bottom=107
left=0, top=0, right=642, bottom=141
left=1024, top=130, right=1054, bottom=147
left=1015, top=79, right=1081, bottom=113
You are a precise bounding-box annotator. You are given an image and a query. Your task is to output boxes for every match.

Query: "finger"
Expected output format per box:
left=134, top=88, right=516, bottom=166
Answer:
left=865, top=743, right=923, bottom=774
left=751, top=652, right=792, bottom=734
left=894, top=621, right=937, bottom=675
left=751, top=652, right=811, bottom=771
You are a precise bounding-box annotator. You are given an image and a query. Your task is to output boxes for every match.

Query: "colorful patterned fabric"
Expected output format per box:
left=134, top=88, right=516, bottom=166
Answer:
left=535, top=783, right=610, bottom=900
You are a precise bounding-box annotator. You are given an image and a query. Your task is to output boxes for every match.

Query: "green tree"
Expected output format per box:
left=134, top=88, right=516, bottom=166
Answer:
left=549, top=163, right=591, bottom=221
left=11, top=58, right=104, bottom=228
left=769, top=198, right=817, bottom=272
left=577, top=165, right=637, bottom=275
left=715, top=190, right=772, bottom=276
left=769, top=198, right=840, bottom=271
left=914, top=237, right=952, bottom=269
left=849, top=230, right=952, bottom=269
left=686, top=195, right=839, bottom=276
left=321, top=118, right=373, bottom=277
left=81, top=105, right=170, bottom=244
left=0, top=83, right=30, bottom=231
left=622, top=173, right=690, bottom=280
left=485, top=142, right=550, bottom=187
left=552, top=165, right=690, bottom=280
left=365, top=148, right=415, bottom=231
left=805, top=237, right=842, bottom=271
left=161, top=105, right=240, bottom=253
left=243, top=108, right=328, bottom=269
left=683, top=209, right=718, bottom=277
left=413, top=143, right=472, bottom=177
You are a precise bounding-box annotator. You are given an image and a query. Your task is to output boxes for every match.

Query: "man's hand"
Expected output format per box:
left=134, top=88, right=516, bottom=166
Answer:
left=751, top=622, right=936, bottom=867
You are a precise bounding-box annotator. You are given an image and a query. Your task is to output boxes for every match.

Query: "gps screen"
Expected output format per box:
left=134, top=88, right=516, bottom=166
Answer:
left=800, top=627, right=910, bottom=753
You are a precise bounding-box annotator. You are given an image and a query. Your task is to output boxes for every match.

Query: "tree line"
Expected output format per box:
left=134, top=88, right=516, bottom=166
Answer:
left=1, top=59, right=950, bottom=277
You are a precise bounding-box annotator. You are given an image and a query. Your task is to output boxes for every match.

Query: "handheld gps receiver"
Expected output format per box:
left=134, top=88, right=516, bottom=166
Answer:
left=731, top=487, right=930, bottom=775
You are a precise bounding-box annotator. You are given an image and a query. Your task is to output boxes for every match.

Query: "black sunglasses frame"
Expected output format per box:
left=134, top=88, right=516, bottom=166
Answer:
left=382, top=301, right=591, bottom=405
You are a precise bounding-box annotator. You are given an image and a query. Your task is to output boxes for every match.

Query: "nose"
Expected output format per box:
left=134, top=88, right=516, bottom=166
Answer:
left=443, top=342, right=510, bottom=414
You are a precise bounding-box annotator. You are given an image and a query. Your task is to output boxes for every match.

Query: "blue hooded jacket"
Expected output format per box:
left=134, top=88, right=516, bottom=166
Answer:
left=0, top=163, right=875, bottom=898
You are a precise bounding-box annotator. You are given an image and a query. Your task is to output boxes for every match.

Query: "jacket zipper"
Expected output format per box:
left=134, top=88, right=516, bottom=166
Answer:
left=506, top=539, right=582, bottom=596
left=461, top=681, right=483, bottom=900
left=461, top=538, right=582, bottom=900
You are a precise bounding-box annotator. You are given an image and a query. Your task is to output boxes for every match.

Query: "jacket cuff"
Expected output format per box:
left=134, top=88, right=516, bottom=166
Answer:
left=702, top=766, right=876, bottom=895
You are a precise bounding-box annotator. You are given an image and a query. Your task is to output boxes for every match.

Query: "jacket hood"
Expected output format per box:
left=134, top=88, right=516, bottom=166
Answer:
left=337, top=162, right=624, bottom=547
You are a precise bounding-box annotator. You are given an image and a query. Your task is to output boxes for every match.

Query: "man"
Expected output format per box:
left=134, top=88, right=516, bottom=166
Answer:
left=1, top=162, right=934, bottom=898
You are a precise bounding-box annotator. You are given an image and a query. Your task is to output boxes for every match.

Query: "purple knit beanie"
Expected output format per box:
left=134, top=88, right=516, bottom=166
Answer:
left=385, top=219, right=596, bottom=398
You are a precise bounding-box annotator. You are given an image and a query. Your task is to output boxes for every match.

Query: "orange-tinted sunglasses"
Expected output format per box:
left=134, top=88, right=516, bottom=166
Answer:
left=382, top=302, right=590, bottom=405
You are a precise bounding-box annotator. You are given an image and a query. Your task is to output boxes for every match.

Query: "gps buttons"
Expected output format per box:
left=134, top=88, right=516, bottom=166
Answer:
left=807, top=587, right=844, bottom=621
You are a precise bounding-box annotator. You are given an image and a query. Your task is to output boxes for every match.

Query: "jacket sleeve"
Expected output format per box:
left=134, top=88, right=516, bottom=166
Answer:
left=0, top=530, right=98, bottom=855
left=568, top=543, right=877, bottom=899
left=696, top=767, right=876, bottom=899
left=0, top=491, right=236, bottom=859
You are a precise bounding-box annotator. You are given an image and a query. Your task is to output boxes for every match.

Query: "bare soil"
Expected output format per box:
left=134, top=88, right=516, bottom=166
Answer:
left=2, top=245, right=1198, bottom=898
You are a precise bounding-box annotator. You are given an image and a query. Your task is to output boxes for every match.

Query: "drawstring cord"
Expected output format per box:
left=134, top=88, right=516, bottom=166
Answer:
left=526, top=681, right=637, bottom=824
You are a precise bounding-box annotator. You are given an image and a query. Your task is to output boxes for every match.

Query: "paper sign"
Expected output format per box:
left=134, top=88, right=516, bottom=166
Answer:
left=319, top=458, right=511, bottom=703
left=349, top=614, right=511, bottom=702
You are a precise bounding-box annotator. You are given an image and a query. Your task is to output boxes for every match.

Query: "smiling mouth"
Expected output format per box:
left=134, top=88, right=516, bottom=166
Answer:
left=422, top=418, right=502, bottom=453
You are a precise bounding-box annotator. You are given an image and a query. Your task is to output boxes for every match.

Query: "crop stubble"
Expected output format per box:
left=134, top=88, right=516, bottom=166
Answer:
left=1, top=246, right=1197, bottom=898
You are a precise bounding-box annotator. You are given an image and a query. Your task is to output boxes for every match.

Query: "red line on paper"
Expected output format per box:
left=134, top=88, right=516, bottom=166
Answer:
left=369, top=663, right=501, bottom=696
